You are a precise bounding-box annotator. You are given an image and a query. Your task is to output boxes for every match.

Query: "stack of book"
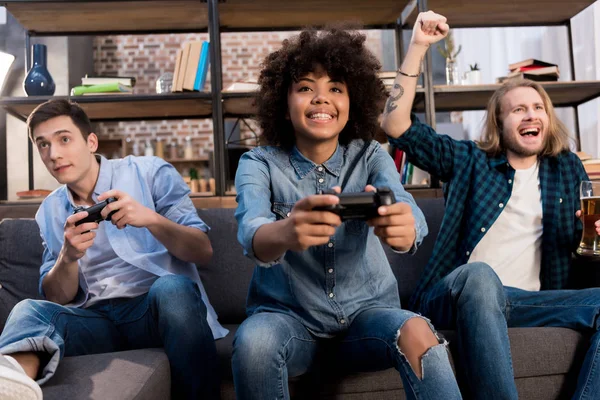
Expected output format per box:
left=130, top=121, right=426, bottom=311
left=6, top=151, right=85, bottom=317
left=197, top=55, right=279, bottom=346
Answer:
left=71, top=76, right=135, bottom=96
left=497, top=59, right=559, bottom=83
left=172, top=41, right=210, bottom=92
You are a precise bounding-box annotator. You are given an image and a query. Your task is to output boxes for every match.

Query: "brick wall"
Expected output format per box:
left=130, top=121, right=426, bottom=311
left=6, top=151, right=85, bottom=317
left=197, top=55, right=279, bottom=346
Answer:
left=93, top=30, right=384, bottom=166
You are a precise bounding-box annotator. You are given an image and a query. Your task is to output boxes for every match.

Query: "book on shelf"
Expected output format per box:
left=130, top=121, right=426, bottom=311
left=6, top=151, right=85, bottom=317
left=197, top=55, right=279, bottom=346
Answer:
left=175, top=42, right=192, bottom=92
left=224, top=80, right=259, bottom=92
left=497, top=73, right=558, bottom=83
left=194, top=41, right=210, bottom=91
left=508, top=58, right=557, bottom=71
left=70, top=82, right=133, bottom=96
left=81, top=75, right=136, bottom=87
left=172, top=49, right=184, bottom=93
left=173, top=40, right=211, bottom=92
left=508, top=65, right=559, bottom=77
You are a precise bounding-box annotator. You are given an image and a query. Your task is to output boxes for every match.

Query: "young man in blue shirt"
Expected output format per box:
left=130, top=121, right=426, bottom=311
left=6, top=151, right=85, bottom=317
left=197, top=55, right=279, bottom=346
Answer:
left=382, top=10, right=600, bottom=399
left=232, top=12, right=462, bottom=400
left=0, top=99, right=227, bottom=400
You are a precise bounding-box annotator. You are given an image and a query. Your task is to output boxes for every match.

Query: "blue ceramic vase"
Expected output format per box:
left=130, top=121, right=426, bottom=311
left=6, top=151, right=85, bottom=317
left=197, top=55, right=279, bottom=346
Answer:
left=23, top=44, right=55, bottom=96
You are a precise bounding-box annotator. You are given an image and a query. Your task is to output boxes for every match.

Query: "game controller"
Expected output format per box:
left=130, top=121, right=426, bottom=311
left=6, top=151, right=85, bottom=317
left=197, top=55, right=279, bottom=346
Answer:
left=314, top=187, right=396, bottom=220
left=74, top=197, right=118, bottom=226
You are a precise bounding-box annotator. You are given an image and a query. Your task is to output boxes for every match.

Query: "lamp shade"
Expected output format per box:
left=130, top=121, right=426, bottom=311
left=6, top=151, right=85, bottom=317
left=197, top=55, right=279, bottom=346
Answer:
left=0, top=51, right=15, bottom=96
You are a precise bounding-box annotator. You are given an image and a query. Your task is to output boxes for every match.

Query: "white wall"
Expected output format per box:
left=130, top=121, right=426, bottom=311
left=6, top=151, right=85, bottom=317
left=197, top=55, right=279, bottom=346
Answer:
left=6, top=37, right=69, bottom=201
left=572, top=1, right=600, bottom=158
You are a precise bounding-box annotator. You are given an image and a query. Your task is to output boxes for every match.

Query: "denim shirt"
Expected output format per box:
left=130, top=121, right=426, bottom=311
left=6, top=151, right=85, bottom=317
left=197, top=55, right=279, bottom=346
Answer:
left=235, top=140, right=427, bottom=337
left=35, top=155, right=228, bottom=339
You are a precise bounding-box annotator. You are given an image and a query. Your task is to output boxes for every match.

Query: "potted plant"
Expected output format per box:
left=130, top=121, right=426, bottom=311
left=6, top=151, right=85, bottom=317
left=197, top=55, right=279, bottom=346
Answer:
left=437, top=30, right=461, bottom=85
left=463, top=63, right=482, bottom=85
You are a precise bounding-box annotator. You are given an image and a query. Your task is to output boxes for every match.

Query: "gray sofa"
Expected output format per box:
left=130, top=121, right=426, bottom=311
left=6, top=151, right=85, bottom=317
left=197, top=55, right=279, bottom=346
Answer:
left=0, top=198, right=588, bottom=399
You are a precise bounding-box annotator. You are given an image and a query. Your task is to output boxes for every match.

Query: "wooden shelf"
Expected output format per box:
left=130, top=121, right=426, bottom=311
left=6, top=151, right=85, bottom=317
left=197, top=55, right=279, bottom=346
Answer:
left=222, top=91, right=257, bottom=117
left=219, top=0, right=409, bottom=30
left=6, top=0, right=593, bottom=34
left=3, top=1, right=209, bottom=34
left=0, top=93, right=213, bottom=121
left=402, top=0, right=595, bottom=28
left=412, top=81, right=600, bottom=112
left=165, top=157, right=209, bottom=163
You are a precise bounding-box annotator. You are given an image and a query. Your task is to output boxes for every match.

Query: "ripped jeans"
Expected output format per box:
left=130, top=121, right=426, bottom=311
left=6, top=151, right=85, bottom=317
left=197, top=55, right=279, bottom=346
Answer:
left=232, top=307, right=462, bottom=400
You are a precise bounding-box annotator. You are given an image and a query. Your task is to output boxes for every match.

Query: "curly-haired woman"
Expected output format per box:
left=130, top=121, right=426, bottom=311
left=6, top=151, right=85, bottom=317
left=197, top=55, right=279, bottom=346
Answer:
left=231, top=12, right=461, bottom=400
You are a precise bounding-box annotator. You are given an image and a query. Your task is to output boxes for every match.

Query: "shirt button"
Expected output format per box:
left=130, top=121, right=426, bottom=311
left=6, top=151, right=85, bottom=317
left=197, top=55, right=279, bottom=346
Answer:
left=329, top=292, right=334, bottom=298
left=559, top=198, right=563, bottom=203
left=286, top=212, right=291, bottom=217
left=340, top=319, right=346, bottom=324
left=328, top=268, right=334, bottom=273
left=318, top=178, right=324, bottom=183
left=466, top=251, right=470, bottom=256
left=481, top=227, right=486, bottom=232
left=499, top=203, right=504, bottom=208
left=317, top=166, right=324, bottom=172
left=327, top=242, right=333, bottom=248
left=508, top=179, right=512, bottom=184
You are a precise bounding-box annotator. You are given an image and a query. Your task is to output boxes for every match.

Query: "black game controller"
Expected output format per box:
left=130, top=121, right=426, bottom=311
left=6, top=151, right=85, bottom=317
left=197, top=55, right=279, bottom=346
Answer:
left=74, top=197, right=118, bottom=226
left=314, top=187, right=396, bottom=220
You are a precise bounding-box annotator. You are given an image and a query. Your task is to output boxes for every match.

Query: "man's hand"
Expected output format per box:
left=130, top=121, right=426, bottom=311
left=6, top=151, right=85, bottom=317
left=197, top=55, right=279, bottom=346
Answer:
left=98, top=190, right=157, bottom=229
left=284, top=194, right=342, bottom=252
left=411, top=11, right=449, bottom=48
left=576, top=210, right=600, bottom=235
left=365, top=185, right=416, bottom=251
left=60, top=211, right=99, bottom=263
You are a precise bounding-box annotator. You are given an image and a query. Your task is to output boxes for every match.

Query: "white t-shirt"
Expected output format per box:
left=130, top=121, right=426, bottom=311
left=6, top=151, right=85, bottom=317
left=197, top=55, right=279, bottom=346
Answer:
left=468, top=161, right=543, bottom=291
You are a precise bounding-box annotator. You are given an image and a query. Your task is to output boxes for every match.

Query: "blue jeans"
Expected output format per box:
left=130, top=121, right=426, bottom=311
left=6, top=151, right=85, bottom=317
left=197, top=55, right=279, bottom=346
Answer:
left=231, top=307, right=461, bottom=400
left=0, top=275, right=219, bottom=400
left=419, top=262, right=600, bottom=400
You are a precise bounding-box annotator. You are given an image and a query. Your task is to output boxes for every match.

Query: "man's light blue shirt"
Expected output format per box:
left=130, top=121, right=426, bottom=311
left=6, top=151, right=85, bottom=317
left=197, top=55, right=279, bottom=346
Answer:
left=36, top=155, right=228, bottom=339
left=235, top=140, right=427, bottom=337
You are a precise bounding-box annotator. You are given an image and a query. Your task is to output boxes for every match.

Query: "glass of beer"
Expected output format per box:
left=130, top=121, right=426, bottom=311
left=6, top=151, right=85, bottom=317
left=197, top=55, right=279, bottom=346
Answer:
left=577, top=181, right=600, bottom=256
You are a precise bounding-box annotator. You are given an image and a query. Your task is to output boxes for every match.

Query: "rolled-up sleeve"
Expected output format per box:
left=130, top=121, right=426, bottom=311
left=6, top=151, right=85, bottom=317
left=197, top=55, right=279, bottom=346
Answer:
left=367, top=142, right=428, bottom=253
left=234, top=150, right=283, bottom=267
left=151, top=157, right=209, bottom=232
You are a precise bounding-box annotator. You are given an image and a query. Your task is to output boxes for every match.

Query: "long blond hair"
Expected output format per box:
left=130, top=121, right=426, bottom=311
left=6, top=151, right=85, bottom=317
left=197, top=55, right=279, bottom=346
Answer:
left=477, top=79, right=574, bottom=157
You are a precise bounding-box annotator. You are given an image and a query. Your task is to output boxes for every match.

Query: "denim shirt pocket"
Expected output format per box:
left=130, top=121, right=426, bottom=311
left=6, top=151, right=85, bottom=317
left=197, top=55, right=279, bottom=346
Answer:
left=272, top=202, right=294, bottom=220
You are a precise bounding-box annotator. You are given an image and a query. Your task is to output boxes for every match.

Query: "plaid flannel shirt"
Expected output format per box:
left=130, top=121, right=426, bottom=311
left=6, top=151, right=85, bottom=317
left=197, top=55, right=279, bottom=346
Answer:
left=389, top=114, right=589, bottom=310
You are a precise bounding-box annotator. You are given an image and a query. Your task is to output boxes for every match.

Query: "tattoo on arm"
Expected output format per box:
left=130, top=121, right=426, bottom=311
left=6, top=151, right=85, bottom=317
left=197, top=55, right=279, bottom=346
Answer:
left=384, top=83, right=404, bottom=115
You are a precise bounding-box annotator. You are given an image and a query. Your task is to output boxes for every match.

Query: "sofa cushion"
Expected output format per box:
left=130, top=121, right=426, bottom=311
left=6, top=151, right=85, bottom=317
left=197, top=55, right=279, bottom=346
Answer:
left=197, top=208, right=255, bottom=324
left=385, top=197, right=445, bottom=307
left=0, top=218, right=43, bottom=331
left=42, top=348, right=170, bottom=400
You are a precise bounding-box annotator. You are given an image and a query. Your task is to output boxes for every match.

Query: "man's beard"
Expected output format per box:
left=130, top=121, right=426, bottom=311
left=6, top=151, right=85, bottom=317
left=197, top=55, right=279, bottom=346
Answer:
left=501, top=132, right=544, bottom=157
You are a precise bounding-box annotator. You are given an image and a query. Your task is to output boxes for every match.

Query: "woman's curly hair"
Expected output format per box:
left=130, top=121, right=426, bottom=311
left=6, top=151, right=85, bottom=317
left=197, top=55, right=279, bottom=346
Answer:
left=256, top=27, right=387, bottom=150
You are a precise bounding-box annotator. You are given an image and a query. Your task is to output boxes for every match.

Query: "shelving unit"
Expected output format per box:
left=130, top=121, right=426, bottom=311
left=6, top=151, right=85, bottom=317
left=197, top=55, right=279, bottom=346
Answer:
left=0, top=0, right=598, bottom=202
